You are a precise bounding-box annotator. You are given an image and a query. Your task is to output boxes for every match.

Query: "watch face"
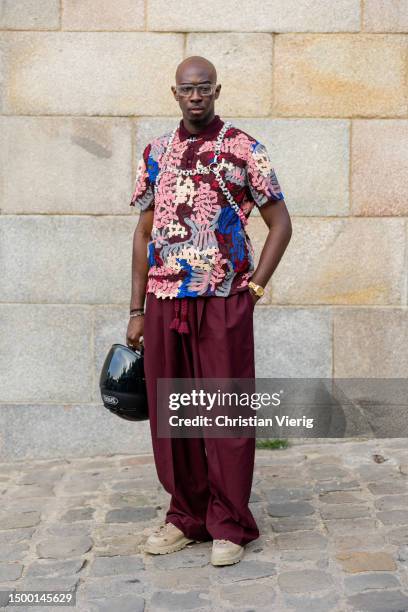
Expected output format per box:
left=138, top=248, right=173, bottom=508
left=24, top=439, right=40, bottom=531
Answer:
left=249, top=282, right=263, bottom=297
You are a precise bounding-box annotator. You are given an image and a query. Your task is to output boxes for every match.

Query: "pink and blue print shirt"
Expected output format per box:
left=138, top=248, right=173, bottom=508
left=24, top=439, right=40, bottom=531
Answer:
left=130, top=114, right=285, bottom=299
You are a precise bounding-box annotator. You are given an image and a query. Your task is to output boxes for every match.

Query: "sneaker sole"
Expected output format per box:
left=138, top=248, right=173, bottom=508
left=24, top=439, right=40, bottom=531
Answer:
left=211, top=551, right=244, bottom=566
left=142, top=537, right=201, bottom=555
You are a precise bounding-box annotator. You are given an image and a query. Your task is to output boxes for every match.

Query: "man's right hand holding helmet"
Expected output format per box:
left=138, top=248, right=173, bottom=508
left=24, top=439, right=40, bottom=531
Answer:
left=126, top=314, right=144, bottom=351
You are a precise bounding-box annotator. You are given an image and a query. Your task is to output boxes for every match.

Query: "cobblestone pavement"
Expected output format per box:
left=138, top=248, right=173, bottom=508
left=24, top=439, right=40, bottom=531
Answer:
left=0, top=439, right=408, bottom=611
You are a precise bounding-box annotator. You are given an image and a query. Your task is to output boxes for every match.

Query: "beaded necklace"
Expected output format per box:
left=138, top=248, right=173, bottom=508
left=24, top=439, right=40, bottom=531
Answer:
left=154, top=120, right=248, bottom=227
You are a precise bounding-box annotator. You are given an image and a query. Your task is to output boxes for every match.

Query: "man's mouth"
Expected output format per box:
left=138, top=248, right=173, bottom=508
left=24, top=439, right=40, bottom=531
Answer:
left=190, top=108, right=204, bottom=113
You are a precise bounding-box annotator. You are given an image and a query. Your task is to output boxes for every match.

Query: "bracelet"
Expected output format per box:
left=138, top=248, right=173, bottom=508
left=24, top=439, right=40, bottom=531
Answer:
left=130, top=311, right=144, bottom=318
left=130, top=307, right=144, bottom=313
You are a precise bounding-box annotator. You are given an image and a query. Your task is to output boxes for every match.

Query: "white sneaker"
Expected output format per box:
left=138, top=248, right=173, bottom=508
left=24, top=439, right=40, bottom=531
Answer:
left=211, top=539, right=244, bottom=566
left=143, top=522, right=198, bottom=555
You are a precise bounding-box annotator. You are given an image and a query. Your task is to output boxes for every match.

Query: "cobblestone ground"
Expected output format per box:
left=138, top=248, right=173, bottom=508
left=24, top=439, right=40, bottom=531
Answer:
left=0, top=439, right=408, bottom=611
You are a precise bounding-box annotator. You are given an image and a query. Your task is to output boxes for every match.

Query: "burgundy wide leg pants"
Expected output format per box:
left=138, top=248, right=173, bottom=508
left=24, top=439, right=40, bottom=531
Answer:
left=142, top=288, right=259, bottom=547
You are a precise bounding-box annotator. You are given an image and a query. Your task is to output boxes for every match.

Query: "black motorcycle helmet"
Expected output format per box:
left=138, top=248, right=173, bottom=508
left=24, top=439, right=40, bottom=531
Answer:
left=99, top=343, right=148, bottom=421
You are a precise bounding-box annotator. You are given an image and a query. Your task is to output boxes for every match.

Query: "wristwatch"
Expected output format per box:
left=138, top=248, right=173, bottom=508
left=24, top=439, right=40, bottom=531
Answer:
left=248, top=281, right=265, bottom=297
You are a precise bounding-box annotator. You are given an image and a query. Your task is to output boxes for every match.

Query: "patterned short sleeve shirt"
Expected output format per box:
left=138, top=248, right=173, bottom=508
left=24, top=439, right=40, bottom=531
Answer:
left=130, top=114, right=285, bottom=299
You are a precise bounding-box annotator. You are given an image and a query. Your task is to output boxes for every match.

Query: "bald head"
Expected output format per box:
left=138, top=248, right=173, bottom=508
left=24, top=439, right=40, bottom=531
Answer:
left=175, top=56, right=217, bottom=84
left=172, top=56, right=220, bottom=128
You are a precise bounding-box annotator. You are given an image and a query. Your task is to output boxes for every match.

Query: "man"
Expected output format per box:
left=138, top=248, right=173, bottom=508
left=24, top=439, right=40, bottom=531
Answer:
left=127, top=56, right=292, bottom=566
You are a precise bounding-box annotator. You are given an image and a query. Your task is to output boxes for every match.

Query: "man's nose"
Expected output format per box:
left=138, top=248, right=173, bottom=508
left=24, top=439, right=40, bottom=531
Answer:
left=190, top=88, right=203, bottom=101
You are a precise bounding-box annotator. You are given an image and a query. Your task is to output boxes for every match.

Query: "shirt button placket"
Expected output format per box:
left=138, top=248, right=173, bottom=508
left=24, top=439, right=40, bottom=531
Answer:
left=187, top=140, right=195, bottom=168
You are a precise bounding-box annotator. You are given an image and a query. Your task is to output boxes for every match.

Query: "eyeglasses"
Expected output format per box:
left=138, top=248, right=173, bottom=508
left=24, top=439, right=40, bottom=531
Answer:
left=175, top=84, right=217, bottom=97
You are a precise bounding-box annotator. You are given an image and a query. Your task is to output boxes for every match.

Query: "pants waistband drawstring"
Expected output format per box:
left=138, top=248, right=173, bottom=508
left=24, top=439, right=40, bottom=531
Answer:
left=169, top=297, right=190, bottom=335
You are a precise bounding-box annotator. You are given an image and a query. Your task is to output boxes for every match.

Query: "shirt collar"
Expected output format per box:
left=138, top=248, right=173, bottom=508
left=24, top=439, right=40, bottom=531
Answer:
left=178, top=114, right=224, bottom=141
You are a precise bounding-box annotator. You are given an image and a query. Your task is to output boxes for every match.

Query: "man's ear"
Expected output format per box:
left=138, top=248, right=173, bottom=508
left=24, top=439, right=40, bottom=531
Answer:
left=215, top=84, right=221, bottom=100
left=171, top=85, right=178, bottom=100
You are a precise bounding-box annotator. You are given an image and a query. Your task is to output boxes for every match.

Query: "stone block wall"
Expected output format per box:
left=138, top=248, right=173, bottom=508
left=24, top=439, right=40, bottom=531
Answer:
left=1, top=1, right=407, bottom=459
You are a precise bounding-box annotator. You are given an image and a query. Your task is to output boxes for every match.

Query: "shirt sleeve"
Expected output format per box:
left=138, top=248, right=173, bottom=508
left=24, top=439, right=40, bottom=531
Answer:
left=246, top=140, right=284, bottom=208
left=129, top=144, right=155, bottom=212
